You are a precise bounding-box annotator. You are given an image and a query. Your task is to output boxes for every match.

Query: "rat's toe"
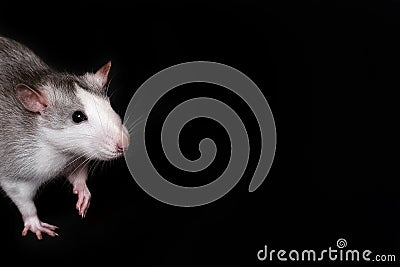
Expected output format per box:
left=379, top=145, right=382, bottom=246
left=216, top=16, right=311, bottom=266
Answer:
left=22, top=226, right=29, bottom=236
left=35, top=231, right=43, bottom=240
left=41, top=222, right=58, bottom=230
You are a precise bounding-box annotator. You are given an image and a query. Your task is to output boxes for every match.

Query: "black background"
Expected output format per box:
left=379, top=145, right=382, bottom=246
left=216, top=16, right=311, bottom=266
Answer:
left=0, top=1, right=398, bottom=266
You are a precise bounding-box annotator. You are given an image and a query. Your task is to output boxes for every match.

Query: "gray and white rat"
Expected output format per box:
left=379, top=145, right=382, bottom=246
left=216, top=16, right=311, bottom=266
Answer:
left=0, top=36, right=129, bottom=239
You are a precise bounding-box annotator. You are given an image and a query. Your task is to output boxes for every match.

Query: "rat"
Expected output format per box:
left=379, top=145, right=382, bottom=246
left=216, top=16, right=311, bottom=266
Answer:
left=0, top=36, right=130, bottom=239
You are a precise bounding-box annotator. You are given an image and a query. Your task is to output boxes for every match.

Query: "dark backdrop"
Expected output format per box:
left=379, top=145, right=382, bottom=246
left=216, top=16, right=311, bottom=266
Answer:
left=0, top=1, right=398, bottom=266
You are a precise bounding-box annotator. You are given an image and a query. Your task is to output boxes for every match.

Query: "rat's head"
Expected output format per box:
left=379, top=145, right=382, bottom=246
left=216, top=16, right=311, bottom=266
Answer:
left=16, top=61, right=130, bottom=161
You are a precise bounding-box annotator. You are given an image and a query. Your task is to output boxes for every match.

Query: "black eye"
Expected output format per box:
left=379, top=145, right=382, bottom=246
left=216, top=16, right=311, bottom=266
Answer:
left=72, top=111, right=88, bottom=123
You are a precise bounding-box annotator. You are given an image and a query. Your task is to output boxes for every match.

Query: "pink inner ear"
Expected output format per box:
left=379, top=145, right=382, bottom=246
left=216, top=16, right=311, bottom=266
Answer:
left=16, top=84, right=48, bottom=114
left=94, top=61, right=111, bottom=87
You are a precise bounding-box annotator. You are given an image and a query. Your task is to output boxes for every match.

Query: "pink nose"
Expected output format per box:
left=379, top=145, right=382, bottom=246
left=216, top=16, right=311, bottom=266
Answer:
left=116, top=130, right=130, bottom=153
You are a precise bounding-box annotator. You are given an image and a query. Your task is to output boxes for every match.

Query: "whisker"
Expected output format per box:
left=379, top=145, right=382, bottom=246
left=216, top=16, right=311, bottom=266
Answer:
left=127, top=118, right=145, bottom=134
left=90, top=94, right=106, bottom=138
left=70, top=154, right=95, bottom=177
left=64, top=152, right=91, bottom=170
left=89, top=160, right=101, bottom=177
left=105, top=75, right=114, bottom=96
left=124, top=113, right=143, bottom=127
left=105, top=72, right=119, bottom=98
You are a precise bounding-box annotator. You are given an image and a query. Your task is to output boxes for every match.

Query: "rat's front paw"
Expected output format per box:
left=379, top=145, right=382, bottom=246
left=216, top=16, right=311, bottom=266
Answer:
left=73, top=182, right=91, bottom=218
left=22, top=216, right=58, bottom=240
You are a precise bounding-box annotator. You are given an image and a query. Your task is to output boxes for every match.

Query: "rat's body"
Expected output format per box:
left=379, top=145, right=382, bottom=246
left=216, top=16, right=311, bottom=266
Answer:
left=0, top=36, right=129, bottom=239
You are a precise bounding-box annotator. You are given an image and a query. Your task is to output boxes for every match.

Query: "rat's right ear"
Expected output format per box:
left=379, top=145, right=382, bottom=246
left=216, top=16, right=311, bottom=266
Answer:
left=93, top=61, right=111, bottom=88
left=16, top=84, right=48, bottom=114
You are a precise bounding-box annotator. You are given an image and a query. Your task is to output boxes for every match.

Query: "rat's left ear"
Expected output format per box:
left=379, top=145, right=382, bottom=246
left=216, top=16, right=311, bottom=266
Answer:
left=93, top=61, right=111, bottom=88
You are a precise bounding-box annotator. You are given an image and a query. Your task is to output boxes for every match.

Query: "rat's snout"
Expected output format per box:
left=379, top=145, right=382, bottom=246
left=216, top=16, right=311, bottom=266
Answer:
left=116, top=127, right=130, bottom=154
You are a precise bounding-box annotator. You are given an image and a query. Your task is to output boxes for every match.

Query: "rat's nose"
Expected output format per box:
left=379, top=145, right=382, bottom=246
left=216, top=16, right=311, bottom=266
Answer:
left=116, top=128, right=130, bottom=153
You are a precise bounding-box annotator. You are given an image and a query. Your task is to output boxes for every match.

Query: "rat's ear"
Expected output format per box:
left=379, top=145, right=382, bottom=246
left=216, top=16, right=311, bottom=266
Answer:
left=16, top=84, right=48, bottom=114
left=93, top=61, right=111, bottom=88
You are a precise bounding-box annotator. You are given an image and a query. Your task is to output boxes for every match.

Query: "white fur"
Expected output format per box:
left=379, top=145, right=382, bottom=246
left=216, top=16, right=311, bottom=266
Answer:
left=33, top=140, right=69, bottom=181
left=0, top=179, right=38, bottom=218
left=75, top=87, right=124, bottom=159
left=38, top=85, right=124, bottom=165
